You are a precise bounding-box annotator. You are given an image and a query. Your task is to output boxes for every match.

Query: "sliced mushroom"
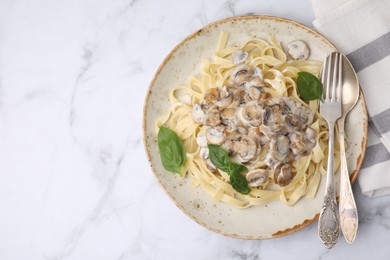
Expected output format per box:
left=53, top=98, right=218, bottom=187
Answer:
left=227, top=89, right=242, bottom=108
left=221, top=108, right=240, bottom=134
left=283, top=114, right=301, bottom=133
left=237, top=125, right=248, bottom=135
left=243, top=87, right=261, bottom=102
left=265, top=98, right=290, bottom=115
left=200, top=147, right=209, bottom=159
left=204, top=107, right=221, bottom=127
left=232, top=49, right=249, bottom=64
left=264, top=153, right=279, bottom=169
left=264, top=97, right=281, bottom=106
left=293, top=106, right=314, bottom=129
left=221, top=108, right=235, bottom=123
left=260, top=124, right=282, bottom=138
left=231, top=64, right=253, bottom=87
left=260, top=106, right=287, bottom=137
left=305, top=127, right=317, bottom=140
left=258, top=133, right=271, bottom=147
left=192, top=103, right=207, bottom=124
left=248, top=127, right=268, bottom=154
left=203, top=88, right=219, bottom=105
left=223, top=108, right=249, bottom=133
left=236, top=105, right=262, bottom=129
left=214, top=87, right=233, bottom=108
left=246, top=169, right=269, bottom=187
left=205, top=126, right=226, bottom=145
left=196, top=131, right=208, bottom=147
left=275, top=101, right=291, bottom=116
left=245, top=77, right=264, bottom=89
left=269, top=135, right=290, bottom=162
left=232, top=135, right=258, bottom=163
left=287, top=40, right=310, bottom=60
left=280, top=97, right=297, bottom=112
left=206, top=159, right=217, bottom=172
left=248, top=127, right=263, bottom=142
left=289, top=127, right=317, bottom=156
left=234, top=106, right=245, bottom=126
left=221, top=138, right=235, bottom=155
left=274, top=164, right=294, bottom=186
left=261, top=106, right=274, bottom=126
left=241, top=101, right=263, bottom=127
left=259, top=91, right=271, bottom=101
left=289, top=132, right=307, bottom=155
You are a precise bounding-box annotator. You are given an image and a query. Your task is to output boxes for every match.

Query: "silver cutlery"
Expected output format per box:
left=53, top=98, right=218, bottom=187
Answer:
left=318, top=52, right=342, bottom=249
left=338, top=54, right=359, bottom=244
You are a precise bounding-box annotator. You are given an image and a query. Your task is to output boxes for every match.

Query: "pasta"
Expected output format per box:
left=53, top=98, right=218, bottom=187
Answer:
left=156, top=31, right=340, bottom=208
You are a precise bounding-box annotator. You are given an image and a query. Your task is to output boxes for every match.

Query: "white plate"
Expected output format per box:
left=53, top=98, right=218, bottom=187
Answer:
left=143, top=16, right=368, bottom=239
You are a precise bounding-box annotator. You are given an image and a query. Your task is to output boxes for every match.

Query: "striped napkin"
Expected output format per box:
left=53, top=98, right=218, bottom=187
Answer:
left=312, top=0, right=390, bottom=197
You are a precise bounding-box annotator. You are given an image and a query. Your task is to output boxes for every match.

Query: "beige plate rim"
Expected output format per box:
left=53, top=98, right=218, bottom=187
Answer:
left=143, top=15, right=368, bottom=240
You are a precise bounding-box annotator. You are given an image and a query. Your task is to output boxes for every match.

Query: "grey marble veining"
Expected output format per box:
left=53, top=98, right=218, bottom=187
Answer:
left=1, top=0, right=390, bottom=259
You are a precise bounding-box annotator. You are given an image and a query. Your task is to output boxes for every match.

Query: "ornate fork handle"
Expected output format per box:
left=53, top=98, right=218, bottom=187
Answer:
left=318, top=120, right=340, bottom=248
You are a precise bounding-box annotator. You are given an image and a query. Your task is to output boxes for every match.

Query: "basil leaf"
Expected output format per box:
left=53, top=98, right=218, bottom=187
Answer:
left=208, top=144, right=250, bottom=195
left=208, top=144, right=233, bottom=173
left=230, top=172, right=251, bottom=195
left=229, top=163, right=248, bottom=175
left=158, top=127, right=186, bottom=175
left=297, top=72, right=323, bottom=101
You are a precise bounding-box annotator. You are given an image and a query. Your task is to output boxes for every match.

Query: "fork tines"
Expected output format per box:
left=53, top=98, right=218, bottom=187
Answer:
left=321, top=52, right=343, bottom=102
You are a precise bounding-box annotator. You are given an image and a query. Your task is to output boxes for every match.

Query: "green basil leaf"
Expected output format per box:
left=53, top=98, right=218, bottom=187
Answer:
left=158, top=127, right=186, bottom=175
left=208, top=144, right=250, bottom=195
left=229, top=163, right=248, bottom=175
left=230, top=172, right=251, bottom=195
left=297, top=72, right=323, bottom=101
left=208, top=144, right=232, bottom=173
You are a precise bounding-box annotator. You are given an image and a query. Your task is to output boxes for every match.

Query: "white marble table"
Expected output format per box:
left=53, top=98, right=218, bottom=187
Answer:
left=1, top=0, right=390, bottom=259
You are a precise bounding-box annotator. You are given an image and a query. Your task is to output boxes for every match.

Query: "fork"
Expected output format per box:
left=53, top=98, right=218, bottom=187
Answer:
left=318, top=52, right=342, bottom=249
